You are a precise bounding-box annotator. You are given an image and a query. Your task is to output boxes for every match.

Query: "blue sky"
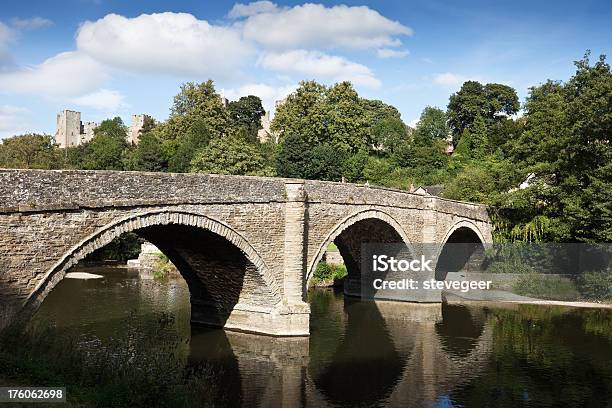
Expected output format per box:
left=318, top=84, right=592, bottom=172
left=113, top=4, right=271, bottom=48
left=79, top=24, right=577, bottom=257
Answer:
left=1, top=0, right=611, bottom=138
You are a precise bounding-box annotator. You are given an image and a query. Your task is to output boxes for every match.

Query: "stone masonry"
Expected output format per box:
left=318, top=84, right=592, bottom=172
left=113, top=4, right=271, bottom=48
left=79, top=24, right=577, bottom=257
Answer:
left=55, top=110, right=152, bottom=148
left=0, top=169, right=492, bottom=336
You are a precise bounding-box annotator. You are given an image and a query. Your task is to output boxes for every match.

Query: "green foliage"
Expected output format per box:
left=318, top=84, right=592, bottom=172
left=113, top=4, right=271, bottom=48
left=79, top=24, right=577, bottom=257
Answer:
left=445, top=53, right=611, bottom=243
left=447, top=81, right=519, bottom=145
left=341, top=150, right=368, bottom=182
left=362, top=156, right=414, bottom=189
left=513, top=274, right=579, bottom=300
left=275, top=133, right=312, bottom=178
left=152, top=254, right=176, bottom=281
left=271, top=80, right=328, bottom=145
left=273, top=81, right=401, bottom=154
left=86, top=232, right=143, bottom=262
left=311, top=261, right=347, bottom=286
left=0, top=134, right=64, bottom=169
left=0, top=317, right=219, bottom=407
left=443, top=165, right=499, bottom=203
left=395, top=139, right=448, bottom=170
left=123, top=133, right=167, bottom=172
left=452, top=115, right=488, bottom=161
left=365, top=106, right=407, bottom=153
left=413, top=106, right=450, bottom=145
left=167, top=123, right=211, bottom=173
left=80, top=117, right=129, bottom=170
left=308, top=144, right=346, bottom=181
left=576, top=270, right=612, bottom=300
left=275, top=133, right=346, bottom=181
left=228, top=95, right=265, bottom=143
left=165, top=80, right=230, bottom=140
left=190, top=136, right=272, bottom=176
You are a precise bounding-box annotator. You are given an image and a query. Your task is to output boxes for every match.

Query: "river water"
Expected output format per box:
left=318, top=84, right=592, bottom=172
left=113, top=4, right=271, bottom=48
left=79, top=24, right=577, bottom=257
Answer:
left=32, top=266, right=612, bottom=407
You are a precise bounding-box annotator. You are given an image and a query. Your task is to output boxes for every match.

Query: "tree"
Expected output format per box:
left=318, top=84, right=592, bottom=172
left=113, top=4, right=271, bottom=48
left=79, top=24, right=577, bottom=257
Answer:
left=272, top=81, right=371, bottom=153
left=276, top=134, right=314, bottom=179
left=398, top=140, right=449, bottom=170
left=306, top=144, right=345, bottom=181
left=190, top=136, right=272, bottom=176
left=167, top=121, right=212, bottom=173
left=0, top=134, right=63, bottom=169
left=494, top=52, right=611, bottom=242
left=324, top=81, right=370, bottom=153
left=271, top=80, right=327, bottom=145
left=81, top=117, right=129, bottom=170
left=123, top=133, right=167, bottom=172
left=370, top=116, right=409, bottom=155
left=447, top=81, right=487, bottom=142
left=228, top=95, right=265, bottom=143
left=447, top=81, right=519, bottom=145
left=555, top=52, right=612, bottom=242
left=506, top=81, right=566, bottom=171
left=361, top=98, right=408, bottom=153
left=413, top=106, right=450, bottom=146
left=163, top=80, right=231, bottom=141
left=342, top=150, right=369, bottom=182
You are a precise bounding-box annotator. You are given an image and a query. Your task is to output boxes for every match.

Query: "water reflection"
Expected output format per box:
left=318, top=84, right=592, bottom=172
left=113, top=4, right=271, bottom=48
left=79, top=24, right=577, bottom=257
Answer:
left=31, top=266, right=612, bottom=407
left=309, top=296, right=407, bottom=407
left=435, top=304, right=486, bottom=359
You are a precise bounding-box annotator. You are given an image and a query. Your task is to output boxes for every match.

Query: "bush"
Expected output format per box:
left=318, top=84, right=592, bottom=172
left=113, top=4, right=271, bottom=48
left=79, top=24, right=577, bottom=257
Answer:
left=152, top=254, right=176, bottom=281
left=513, top=274, right=579, bottom=300
left=311, top=261, right=347, bottom=286
left=577, top=271, right=612, bottom=300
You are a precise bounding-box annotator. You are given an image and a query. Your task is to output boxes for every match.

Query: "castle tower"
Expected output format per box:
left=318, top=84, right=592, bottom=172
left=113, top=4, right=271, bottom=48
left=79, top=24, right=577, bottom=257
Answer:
left=128, top=114, right=150, bottom=145
left=82, top=122, right=98, bottom=144
left=257, top=111, right=278, bottom=143
left=55, top=110, right=81, bottom=148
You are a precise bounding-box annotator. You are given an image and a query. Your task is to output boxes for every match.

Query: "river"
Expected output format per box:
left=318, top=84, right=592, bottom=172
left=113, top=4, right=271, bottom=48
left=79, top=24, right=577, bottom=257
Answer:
left=31, top=265, right=612, bottom=407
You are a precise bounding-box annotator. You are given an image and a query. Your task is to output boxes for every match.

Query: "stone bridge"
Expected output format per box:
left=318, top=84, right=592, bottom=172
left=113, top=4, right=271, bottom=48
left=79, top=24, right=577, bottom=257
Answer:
left=0, top=169, right=492, bottom=336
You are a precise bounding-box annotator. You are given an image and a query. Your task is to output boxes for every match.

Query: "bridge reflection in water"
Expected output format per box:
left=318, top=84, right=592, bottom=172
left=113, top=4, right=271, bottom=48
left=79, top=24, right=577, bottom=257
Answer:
left=32, top=267, right=611, bottom=407
left=185, top=290, right=492, bottom=408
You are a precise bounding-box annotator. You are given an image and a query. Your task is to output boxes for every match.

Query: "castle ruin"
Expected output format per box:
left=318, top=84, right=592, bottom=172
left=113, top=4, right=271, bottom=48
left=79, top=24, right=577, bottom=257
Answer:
left=55, top=110, right=152, bottom=148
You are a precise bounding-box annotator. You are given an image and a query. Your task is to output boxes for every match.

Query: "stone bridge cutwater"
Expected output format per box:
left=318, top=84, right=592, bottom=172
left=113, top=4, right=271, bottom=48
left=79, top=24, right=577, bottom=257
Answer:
left=0, top=169, right=493, bottom=336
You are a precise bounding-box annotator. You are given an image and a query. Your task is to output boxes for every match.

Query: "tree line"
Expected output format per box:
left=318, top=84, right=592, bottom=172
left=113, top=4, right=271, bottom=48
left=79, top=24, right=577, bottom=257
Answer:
left=0, top=52, right=609, bottom=243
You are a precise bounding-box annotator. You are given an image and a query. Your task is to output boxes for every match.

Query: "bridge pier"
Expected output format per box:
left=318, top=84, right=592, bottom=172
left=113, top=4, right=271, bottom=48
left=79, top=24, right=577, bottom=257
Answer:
left=188, top=181, right=311, bottom=336
left=191, top=301, right=310, bottom=337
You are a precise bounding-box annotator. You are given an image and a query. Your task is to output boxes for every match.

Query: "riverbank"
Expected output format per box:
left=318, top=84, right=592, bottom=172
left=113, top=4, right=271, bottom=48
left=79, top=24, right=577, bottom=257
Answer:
left=445, top=290, right=612, bottom=309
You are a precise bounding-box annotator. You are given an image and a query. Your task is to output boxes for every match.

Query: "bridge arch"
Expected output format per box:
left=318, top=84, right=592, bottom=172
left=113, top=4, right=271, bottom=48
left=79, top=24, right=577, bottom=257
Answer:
left=440, top=219, right=488, bottom=248
left=23, top=209, right=280, bottom=324
left=435, top=219, right=488, bottom=280
left=306, top=209, right=413, bottom=287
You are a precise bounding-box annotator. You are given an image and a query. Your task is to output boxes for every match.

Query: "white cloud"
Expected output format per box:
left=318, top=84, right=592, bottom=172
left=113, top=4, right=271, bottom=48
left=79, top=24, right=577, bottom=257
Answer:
left=71, top=88, right=129, bottom=111
left=0, top=51, right=108, bottom=96
left=0, top=22, right=12, bottom=46
left=0, top=105, right=30, bottom=138
left=222, top=83, right=297, bottom=113
left=76, top=12, right=252, bottom=78
left=228, top=1, right=278, bottom=18
left=432, top=72, right=481, bottom=87
left=377, top=48, right=409, bottom=58
left=10, top=17, right=53, bottom=30
left=260, top=50, right=381, bottom=88
left=240, top=3, right=411, bottom=50
left=407, top=118, right=419, bottom=128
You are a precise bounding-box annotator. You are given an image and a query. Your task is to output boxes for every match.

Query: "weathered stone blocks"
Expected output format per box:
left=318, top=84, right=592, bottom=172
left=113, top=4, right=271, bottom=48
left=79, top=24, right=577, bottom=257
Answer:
left=0, top=169, right=493, bottom=335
